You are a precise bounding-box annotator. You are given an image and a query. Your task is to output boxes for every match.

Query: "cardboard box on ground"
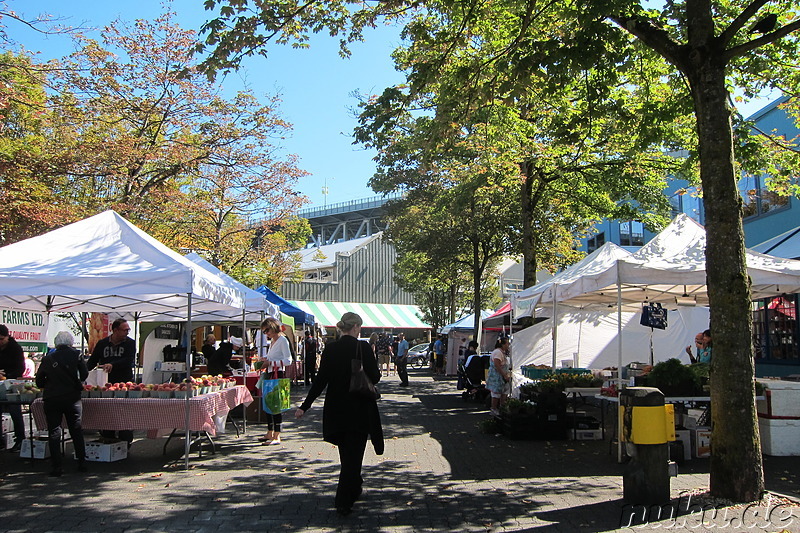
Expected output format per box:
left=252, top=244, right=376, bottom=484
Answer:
left=84, top=439, right=128, bottom=462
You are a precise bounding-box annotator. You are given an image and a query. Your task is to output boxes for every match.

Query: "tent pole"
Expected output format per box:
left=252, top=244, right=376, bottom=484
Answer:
left=184, top=293, right=193, bottom=471
left=616, top=273, right=623, bottom=464
left=551, top=284, right=559, bottom=370
left=241, top=308, right=247, bottom=435
left=134, top=312, right=140, bottom=383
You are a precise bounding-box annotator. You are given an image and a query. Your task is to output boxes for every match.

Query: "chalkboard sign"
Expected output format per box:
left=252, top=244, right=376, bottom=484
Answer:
left=154, top=323, right=180, bottom=340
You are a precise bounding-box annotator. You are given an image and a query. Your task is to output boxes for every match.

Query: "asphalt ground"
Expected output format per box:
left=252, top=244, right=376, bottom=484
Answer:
left=1, top=368, right=799, bottom=532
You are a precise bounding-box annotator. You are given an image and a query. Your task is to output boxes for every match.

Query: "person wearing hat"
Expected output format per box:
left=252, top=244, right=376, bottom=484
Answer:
left=0, top=324, right=25, bottom=451
left=35, top=330, right=89, bottom=476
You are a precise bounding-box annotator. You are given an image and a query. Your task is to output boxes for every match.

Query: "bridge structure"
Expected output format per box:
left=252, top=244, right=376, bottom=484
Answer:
left=298, top=194, right=401, bottom=246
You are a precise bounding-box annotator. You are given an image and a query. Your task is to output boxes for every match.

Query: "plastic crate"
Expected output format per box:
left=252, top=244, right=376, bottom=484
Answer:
left=521, top=366, right=552, bottom=380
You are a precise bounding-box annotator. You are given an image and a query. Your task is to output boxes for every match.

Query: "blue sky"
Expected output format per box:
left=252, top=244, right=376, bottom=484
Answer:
left=6, top=0, right=404, bottom=209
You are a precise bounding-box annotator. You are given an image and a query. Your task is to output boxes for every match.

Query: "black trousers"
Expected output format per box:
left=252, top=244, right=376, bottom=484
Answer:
left=266, top=413, right=282, bottom=432
left=304, top=356, right=317, bottom=385
left=3, top=403, right=24, bottom=443
left=43, top=398, right=86, bottom=468
left=335, top=432, right=368, bottom=510
left=396, top=358, right=408, bottom=385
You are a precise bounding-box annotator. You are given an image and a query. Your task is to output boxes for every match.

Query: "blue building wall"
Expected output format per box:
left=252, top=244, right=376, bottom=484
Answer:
left=578, top=96, right=799, bottom=252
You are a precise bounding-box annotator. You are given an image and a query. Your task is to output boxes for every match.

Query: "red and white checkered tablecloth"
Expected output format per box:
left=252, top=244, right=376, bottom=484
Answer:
left=31, top=386, right=253, bottom=437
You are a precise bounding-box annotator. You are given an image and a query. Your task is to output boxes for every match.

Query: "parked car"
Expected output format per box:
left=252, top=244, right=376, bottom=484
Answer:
left=407, top=343, right=430, bottom=368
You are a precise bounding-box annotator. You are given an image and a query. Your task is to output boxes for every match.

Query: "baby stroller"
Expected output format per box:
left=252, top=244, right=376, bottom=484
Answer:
left=460, top=353, right=490, bottom=403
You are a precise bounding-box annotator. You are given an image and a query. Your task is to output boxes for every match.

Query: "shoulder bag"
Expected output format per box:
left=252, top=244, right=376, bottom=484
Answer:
left=350, top=341, right=378, bottom=400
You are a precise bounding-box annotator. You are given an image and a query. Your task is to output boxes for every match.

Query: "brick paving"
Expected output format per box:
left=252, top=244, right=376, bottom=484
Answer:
left=1, top=370, right=799, bottom=532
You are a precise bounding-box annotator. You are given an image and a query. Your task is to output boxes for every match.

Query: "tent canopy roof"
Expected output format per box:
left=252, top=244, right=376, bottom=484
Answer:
left=440, top=310, right=493, bottom=334
left=0, top=210, right=244, bottom=318
left=512, top=214, right=800, bottom=313
left=289, top=300, right=430, bottom=329
left=256, top=286, right=315, bottom=325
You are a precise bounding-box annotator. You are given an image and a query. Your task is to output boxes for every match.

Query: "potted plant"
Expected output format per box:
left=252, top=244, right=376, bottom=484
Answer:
left=645, top=358, right=701, bottom=397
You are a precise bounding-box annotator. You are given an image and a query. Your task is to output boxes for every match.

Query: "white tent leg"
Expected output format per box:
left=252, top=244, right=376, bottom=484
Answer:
left=241, top=308, right=247, bottom=435
left=551, top=285, right=559, bottom=370
left=617, top=278, right=623, bottom=463
left=184, top=293, right=193, bottom=471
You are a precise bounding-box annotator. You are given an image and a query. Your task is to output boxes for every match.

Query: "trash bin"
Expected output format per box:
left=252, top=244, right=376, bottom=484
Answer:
left=619, top=387, right=676, bottom=504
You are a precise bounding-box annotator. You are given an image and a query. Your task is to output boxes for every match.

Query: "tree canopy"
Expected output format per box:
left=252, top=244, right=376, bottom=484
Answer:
left=0, top=10, right=310, bottom=287
left=197, top=0, right=800, bottom=502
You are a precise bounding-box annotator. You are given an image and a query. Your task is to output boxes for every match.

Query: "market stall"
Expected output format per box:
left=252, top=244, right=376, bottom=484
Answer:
left=511, top=214, right=800, bottom=372
left=30, top=386, right=253, bottom=453
left=0, top=210, right=247, bottom=468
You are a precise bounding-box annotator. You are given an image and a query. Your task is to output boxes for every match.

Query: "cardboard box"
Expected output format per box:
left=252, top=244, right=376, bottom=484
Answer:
left=2, top=432, right=14, bottom=449
left=756, top=383, right=800, bottom=419
left=758, top=417, right=800, bottom=456
left=673, top=429, right=692, bottom=461
left=160, top=362, right=186, bottom=372
left=85, top=439, right=128, bottom=462
left=20, top=438, right=51, bottom=459
left=691, top=427, right=711, bottom=458
left=569, top=429, right=602, bottom=440
left=1, top=413, right=11, bottom=435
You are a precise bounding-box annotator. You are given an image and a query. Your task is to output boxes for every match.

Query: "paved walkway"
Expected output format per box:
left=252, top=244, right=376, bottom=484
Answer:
left=1, top=370, right=798, bottom=532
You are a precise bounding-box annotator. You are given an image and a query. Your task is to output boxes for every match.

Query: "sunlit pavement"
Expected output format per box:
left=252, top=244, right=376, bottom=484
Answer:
left=1, top=369, right=798, bottom=532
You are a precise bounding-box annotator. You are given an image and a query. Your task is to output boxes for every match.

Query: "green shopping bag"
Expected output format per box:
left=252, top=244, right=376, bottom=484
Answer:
left=261, top=374, right=291, bottom=415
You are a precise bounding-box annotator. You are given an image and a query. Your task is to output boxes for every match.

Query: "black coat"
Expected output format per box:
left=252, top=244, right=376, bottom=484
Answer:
left=0, top=337, right=24, bottom=379
left=35, top=346, right=89, bottom=402
left=299, top=335, right=383, bottom=454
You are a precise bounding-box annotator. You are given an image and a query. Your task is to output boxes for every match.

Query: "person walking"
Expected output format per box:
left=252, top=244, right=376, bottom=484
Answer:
left=395, top=332, right=410, bottom=387
left=34, top=331, right=89, bottom=477
left=295, top=312, right=383, bottom=516
left=303, top=330, right=318, bottom=386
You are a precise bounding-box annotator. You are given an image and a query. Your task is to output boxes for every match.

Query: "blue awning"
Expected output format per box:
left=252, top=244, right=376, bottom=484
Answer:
left=255, top=286, right=315, bottom=325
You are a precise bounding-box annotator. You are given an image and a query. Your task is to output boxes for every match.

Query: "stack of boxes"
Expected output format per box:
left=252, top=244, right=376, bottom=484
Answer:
left=1, top=413, right=13, bottom=449
left=757, top=379, right=800, bottom=456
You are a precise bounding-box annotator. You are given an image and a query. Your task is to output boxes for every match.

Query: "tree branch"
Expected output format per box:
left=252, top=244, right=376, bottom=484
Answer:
left=723, top=19, right=800, bottom=62
left=718, top=0, right=770, bottom=47
left=607, top=15, right=686, bottom=70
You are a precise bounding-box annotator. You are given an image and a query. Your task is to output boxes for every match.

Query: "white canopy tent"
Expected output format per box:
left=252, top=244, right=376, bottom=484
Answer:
left=0, top=210, right=247, bottom=468
left=511, top=214, right=800, bottom=372
left=513, top=306, right=711, bottom=370
left=0, top=210, right=245, bottom=318
left=183, top=253, right=280, bottom=323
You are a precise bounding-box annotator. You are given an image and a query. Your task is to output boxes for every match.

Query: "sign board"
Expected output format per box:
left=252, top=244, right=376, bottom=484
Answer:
left=0, top=307, right=48, bottom=352
left=154, top=323, right=180, bottom=340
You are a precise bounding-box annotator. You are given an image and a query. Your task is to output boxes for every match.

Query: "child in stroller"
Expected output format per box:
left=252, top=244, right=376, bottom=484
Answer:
left=458, top=341, right=490, bottom=402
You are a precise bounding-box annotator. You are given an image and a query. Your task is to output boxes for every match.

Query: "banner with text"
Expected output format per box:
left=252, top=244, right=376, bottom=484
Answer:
left=1, top=307, right=48, bottom=352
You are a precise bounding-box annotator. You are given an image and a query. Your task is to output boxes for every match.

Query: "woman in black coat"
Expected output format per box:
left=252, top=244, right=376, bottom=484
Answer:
left=35, top=330, right=89, bottom=477
left=295, top=312, right=383, bottom=516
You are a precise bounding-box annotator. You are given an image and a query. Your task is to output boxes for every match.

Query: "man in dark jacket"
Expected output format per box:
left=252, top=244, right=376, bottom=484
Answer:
left=87, top=318, right=135, bottom=384
left=0, top=323, right=26, bottom=451
left=35, top=330, right=89, bottom=476
left=87, top=318, right=136, bottom=445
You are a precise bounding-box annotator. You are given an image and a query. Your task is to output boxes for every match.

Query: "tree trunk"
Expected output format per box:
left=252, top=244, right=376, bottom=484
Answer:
left=688, top=62, right=764, bottom=502
left=520, top=161, right=539, bottom=288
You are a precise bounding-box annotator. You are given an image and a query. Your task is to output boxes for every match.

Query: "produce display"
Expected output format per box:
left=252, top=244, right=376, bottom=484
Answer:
left=80, top=375, right=237, bottom=399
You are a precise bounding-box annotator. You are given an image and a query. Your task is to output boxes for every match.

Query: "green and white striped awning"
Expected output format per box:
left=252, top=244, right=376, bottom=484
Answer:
left=288, top=301, right=431, bottom=329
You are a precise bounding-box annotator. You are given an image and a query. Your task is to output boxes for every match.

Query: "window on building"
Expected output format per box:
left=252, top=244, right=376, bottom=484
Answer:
left=587, top=232, right=605, bottom=253
left=752, top=295, right=799, bottom=363
left=619, top=221, right=644, bottom=247
left=739, top=174, right=790, bottom=218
